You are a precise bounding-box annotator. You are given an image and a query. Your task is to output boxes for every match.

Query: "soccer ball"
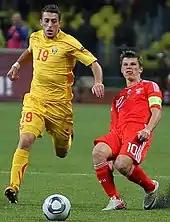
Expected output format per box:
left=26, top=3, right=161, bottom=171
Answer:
left=42, top=194, right=71, bottom=221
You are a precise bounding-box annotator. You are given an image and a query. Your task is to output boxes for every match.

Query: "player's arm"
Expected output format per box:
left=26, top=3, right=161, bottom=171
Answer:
left=146, top=105, right=162, bottom=132
left=68, top=37, right=104, bottom=97
left=7, top=49, right=32, bottom=81
left=138, top=82, right=162, bottom=141
left=7, top=33, right=33, bottom=81
left=16, top=49, right=32, bottom=66
left=90, top=61, right=104, bottom=98
left=138, top=107, right=162, bottom=142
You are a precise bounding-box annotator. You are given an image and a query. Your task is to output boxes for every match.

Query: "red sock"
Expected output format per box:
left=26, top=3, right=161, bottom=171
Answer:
left=128, top=165, right=155, bottom=192
left=95, top=162, right=120, bottom=199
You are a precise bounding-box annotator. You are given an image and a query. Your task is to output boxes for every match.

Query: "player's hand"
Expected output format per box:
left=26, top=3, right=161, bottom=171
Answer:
left=92, top=82, right=104, bottom=98
left=137, top=127, right=151, bottom=142
left=7, top=66, right=19, bottom=81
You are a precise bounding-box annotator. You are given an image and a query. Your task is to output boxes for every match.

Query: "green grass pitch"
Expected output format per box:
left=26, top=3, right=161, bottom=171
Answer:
left=0, top=102, right=170, bottom=221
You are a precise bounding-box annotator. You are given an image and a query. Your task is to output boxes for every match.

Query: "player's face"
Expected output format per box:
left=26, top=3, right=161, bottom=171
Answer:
left=121, top=58, right=143, bottom=81
left=40, top=12, right=60, bottom=38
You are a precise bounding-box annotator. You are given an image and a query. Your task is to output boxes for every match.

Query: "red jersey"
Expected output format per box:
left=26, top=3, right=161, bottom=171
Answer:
left=110, top=80, right=162, bottom=130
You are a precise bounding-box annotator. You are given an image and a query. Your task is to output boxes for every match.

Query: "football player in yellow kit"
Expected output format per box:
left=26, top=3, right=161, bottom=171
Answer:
left=4, top=4, right=104, bottom=203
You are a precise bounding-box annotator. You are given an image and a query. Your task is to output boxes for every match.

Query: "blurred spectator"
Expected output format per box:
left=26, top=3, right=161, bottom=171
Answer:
left=77, top=11, right=97, bottom=55
left=17, top=0, right=30, bottom=20
left=6, top=12, right=29, bottom=49
left=0, top=29, right=5, bottom=48
left=155, top=51, right=170, bottom=104
left=0, top=21, right=5, bottom=48
left=164, top=76, right=170, bottom=105
left=114, top=18, right=136, bottom=48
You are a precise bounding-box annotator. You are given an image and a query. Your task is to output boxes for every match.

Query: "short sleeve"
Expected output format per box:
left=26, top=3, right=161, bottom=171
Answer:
left=27, top=33, right=34, bottom=53
left=67, top=36, right=97, bottom=66
left=145, top=81, right=162, bottom=109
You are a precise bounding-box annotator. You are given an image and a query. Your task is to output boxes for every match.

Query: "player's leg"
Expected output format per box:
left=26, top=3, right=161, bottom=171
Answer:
left=114, top=123, right=158, bottom=210
left=52, top=131, right=73, bottom=158
left=93, top=131, right=126, bottom=210
left=45, top=101, right=73, bottom=158
left=114, top=155, right=158, bottom=210
left=4, top=132, right=35, bottom=203
left=46, top=118, right=73, bottom=158
left=4, top=111, right=45, bottom=203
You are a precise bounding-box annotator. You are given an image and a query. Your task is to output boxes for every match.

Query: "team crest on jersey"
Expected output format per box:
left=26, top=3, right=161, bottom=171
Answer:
left=52, top=47, right=58, bottom=54
left=136, top=87, right=143, bottom=94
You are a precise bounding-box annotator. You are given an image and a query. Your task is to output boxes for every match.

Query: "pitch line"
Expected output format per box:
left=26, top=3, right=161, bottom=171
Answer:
left=0, top=171, right=169, bottom=179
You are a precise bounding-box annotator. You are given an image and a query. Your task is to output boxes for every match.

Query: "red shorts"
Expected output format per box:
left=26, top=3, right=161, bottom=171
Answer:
left=94, top=123, right=152, bottom=164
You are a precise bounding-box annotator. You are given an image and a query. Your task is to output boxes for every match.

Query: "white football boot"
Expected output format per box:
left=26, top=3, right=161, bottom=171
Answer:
left=143, top=180, right=159, bottom=210
left=102, top=197, right=126, bottom=211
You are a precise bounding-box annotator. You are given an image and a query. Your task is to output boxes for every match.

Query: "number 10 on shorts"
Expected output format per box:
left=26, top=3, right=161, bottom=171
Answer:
left=127, top=142, right=139, bottom=156
left=127, top=141, right=146, bottom=163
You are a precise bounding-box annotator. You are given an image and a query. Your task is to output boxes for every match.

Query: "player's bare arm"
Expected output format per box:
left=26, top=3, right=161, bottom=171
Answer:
left=7, top=49, right=32, bottom=81
left=90, top=61, right=104, bottom=98
left=138, top=107, right=161, bottom=142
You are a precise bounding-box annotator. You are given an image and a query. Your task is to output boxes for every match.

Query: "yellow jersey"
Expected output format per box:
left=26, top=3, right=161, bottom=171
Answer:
left=27, top=30, right=97, bottom=101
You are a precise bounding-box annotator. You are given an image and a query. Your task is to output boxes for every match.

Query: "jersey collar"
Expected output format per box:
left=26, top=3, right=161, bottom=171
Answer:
left=42, top=29, right=61, bottom=41
left=56, top=29, right=61, bottom=38
left=125, top=79, right=142, bottom=89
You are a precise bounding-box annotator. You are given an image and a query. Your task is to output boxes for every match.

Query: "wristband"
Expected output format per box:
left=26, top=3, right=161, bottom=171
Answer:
left=12, top=62, right=20, bottom=70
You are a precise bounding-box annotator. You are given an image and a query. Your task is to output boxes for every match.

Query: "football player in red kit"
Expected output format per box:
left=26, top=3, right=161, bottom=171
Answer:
left=93, top=50, right=162, bottom=211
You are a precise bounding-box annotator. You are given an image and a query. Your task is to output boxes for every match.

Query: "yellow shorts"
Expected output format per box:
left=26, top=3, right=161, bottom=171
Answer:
left=20, top=93, right=73, bottom=149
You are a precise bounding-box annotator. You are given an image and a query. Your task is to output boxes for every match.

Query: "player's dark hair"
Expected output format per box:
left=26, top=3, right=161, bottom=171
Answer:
left=41, top=4, right=61, bottom=21
left=120, top=50, right=143, bottom=67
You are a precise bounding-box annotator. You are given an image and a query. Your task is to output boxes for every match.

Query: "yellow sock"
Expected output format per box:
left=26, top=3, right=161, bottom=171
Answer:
left=10, top=148, right=29, bottom=189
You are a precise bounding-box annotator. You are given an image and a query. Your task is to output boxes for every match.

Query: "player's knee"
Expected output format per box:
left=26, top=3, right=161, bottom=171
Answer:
left=92, top=142, right=112, bottom=164
left=114, top=155, right=133, bottom=176
left=18, top=133, right=36, bottom=151
left=55, top=148, right=68, bottom=158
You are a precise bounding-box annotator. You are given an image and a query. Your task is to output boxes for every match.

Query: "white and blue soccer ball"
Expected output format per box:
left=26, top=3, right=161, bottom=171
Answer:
left=42, top=194, right=71, bottom=221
